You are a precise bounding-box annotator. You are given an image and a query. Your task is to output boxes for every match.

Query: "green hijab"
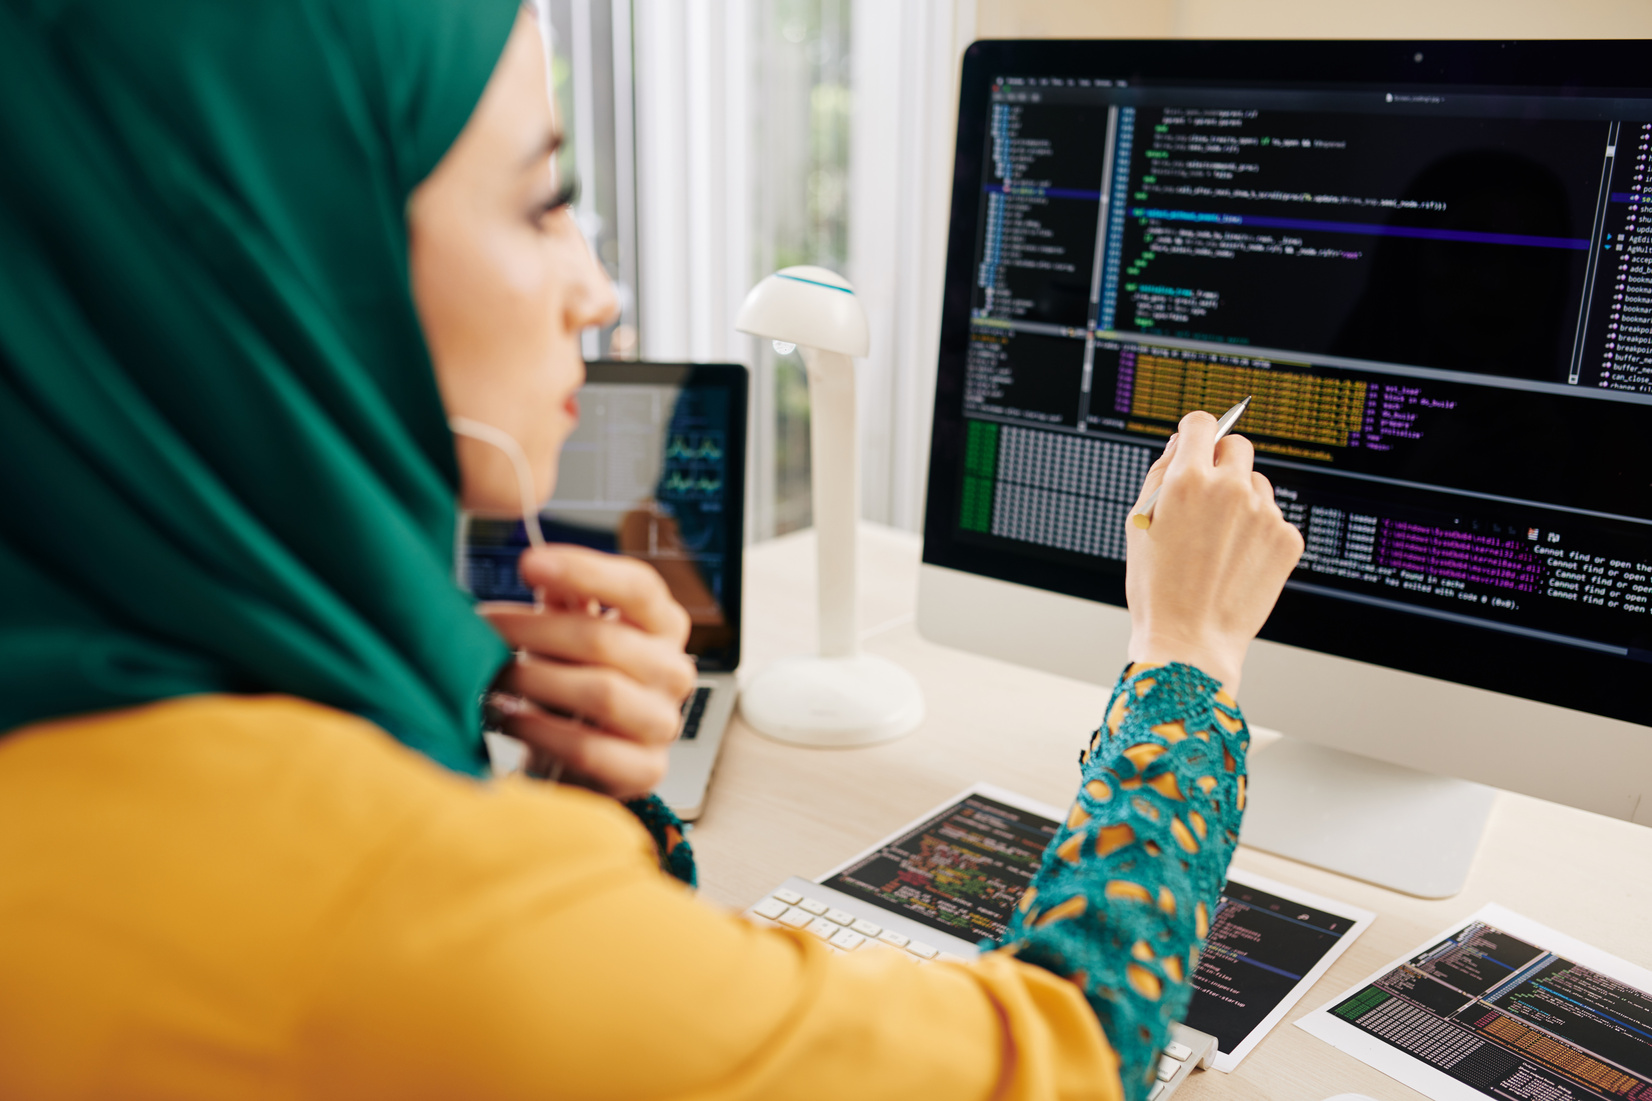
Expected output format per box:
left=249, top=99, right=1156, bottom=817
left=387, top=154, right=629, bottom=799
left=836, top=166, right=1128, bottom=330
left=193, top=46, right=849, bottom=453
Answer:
left=0, top=0, right=520, bottom=775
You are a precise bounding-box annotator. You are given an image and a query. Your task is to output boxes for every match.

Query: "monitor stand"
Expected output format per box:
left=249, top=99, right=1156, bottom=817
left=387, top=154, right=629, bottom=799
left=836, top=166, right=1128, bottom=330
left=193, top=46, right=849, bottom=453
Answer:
left=1240, top=738, right=1498, bottom=899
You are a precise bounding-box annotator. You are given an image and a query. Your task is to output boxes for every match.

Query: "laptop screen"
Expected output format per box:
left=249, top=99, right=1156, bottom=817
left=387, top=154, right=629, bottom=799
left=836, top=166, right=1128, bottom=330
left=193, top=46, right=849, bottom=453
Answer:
left=463, top=362, right=748, bottom=672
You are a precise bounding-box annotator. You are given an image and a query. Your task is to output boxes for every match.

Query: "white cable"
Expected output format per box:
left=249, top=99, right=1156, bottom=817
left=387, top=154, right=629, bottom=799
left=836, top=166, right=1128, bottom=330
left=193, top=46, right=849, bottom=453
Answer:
left=448, top=416, right=547, bottom=549
left=450, top=416, right=565, bottom=783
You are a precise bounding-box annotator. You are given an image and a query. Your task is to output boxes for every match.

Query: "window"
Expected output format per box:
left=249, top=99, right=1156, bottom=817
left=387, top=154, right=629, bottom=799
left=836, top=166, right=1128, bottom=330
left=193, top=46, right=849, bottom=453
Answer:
left=542, top=0, right=972, bottom=540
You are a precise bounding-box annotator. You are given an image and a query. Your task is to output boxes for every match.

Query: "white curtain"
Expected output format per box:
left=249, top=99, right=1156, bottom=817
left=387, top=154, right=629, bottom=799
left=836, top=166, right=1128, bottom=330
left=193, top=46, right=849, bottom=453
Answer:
left=633, top=0, right=765, bottom=533
left=850, top=0, right=976, bottom=532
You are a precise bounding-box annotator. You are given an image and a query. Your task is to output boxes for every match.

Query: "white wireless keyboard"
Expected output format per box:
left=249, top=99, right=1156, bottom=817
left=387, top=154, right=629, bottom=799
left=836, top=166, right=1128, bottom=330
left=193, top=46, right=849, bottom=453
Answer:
left=745, top=882, right=968, bottom=962
left=745, top=876, right=1218, bottom=1100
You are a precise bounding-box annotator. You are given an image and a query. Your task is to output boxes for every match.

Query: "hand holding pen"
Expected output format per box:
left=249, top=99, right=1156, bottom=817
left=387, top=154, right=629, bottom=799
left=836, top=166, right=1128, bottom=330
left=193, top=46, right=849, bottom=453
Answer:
left=1122, top=404, right=1304, bottom=694
left=1131, top=396, right=1251, bottom=529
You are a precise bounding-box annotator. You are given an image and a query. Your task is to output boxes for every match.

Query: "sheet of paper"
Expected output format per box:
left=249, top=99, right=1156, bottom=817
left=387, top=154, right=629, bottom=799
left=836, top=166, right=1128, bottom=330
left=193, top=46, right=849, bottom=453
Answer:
left=1190, top=869, right=1375, bottom=1072
left=1298, top=903, right=1652, bottom=1101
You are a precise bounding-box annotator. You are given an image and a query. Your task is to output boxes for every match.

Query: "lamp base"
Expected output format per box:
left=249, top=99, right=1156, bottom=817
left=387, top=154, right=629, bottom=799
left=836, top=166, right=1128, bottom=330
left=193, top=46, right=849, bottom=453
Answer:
left=741, top=654, right=924, bottom=747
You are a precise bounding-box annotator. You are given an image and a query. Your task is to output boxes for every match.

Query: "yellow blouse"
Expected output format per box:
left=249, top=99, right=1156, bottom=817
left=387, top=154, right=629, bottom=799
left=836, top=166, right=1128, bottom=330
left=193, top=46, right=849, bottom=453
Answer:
left=0, top=695, right=1121, bottom=1100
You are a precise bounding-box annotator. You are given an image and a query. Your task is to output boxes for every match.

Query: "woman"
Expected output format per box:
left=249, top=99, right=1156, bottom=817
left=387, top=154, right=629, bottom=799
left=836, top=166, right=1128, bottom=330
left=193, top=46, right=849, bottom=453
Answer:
left=0, top=1, right=1304, bottom=1098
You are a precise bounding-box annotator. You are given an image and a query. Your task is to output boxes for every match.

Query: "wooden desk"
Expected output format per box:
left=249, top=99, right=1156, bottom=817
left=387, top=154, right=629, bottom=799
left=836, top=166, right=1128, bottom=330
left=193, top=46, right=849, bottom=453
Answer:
left=692, top=523, right=1652, bottom=1101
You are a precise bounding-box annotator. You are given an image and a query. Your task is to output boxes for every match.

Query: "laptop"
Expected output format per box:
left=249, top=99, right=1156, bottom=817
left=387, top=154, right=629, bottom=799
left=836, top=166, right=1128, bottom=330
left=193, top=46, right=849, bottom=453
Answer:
left=463, top=360, right=748, bottom=820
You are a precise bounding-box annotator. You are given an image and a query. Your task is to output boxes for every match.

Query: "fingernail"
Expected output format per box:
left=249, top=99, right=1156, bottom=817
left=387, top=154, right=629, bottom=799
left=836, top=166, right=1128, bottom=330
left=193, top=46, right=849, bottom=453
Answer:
left=488, top=692, right=530, bottom=716
left=1164, top=433, right=1179, bottom=451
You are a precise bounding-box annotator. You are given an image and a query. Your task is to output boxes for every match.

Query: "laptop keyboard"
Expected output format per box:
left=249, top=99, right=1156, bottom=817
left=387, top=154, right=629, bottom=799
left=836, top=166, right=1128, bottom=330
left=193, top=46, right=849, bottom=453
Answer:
left=679, top=686, right=712, bottom=741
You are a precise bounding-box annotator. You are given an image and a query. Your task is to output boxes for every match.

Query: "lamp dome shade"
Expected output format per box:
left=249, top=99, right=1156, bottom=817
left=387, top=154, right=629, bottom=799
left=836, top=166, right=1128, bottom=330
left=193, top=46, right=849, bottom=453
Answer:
left=735, top=266, right=870, bottom=357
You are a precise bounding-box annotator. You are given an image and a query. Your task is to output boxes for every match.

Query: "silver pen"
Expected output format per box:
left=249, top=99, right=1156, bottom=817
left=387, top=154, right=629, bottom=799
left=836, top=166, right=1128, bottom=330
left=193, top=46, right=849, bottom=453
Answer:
left=1130, top=395, right=1252, bottom=531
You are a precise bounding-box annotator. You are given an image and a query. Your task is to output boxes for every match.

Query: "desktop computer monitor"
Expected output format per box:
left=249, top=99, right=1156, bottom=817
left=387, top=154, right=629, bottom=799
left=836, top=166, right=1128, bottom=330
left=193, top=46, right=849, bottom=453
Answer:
left=917, top=39, right=1652, bottom=897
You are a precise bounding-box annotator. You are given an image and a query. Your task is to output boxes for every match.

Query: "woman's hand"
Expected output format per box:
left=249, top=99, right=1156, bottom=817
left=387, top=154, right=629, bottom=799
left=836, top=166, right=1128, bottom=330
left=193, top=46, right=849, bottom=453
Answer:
left=1124, top=410, right=1305, bottom=695
left=479, top=545, right=697, bottom=800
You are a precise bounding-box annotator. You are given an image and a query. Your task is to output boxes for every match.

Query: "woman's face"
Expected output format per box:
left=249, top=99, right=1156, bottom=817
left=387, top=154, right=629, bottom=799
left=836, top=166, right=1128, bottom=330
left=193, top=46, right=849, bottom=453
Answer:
left=409, top=12, right=617, bottom=513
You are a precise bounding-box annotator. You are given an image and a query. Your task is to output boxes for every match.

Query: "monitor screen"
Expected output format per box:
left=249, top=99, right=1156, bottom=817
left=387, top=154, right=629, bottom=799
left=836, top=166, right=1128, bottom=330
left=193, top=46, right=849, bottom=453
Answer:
left=464, top=362, right=747, bottom=671
left=924, top=41, right=1652, bottom=727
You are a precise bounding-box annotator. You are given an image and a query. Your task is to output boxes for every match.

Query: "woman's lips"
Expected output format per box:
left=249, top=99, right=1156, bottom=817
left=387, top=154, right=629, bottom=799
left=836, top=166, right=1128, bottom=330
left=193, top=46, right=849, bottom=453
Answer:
left=564, top=393, right=580, bottom=422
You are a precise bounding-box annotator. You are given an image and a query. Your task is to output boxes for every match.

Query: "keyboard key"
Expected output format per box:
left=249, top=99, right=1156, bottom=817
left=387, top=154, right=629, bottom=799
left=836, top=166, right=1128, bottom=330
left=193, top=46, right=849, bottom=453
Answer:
left=806, top=917, right=838, bottom=940
left=1156, top=1055, right=1179, bottom=1081
left=906, top=941, right=939, bottom=960
left=829, top=929, right=866, bottom=951
left=1163, top=1041, right=1192, bottom=1062
left=850, top=918, right=882, bottom=937
left=877, top=930, right=909, bottom=948
left=777, top=907, right=812, bottom=929
left=679, top=686, right=711, bottom=740
left=798, top=898, right=829, bottom=916
left=938, top=953, right=969, bottom=965
left=824, top=908, right=855, bottom=926
left=1149, top=1083, right=1166, bottom=1101
left=752, top=897, right=788, bottom=920
left=774, top=888, right=803, bottom=905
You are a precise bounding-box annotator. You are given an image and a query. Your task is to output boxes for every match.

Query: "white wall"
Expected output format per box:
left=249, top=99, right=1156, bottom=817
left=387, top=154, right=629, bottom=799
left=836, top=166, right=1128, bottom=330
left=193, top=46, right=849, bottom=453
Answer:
left=975, top=0, right=1652, bottom=38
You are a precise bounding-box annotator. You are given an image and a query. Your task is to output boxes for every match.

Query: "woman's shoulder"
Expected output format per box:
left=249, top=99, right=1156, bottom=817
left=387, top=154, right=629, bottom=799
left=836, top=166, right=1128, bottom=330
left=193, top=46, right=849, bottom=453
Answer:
left=1, top=693, right=465, bottom=824
left=0, top=691, right=643, bottom=853
left=0, top=695, right=657, bottom=1096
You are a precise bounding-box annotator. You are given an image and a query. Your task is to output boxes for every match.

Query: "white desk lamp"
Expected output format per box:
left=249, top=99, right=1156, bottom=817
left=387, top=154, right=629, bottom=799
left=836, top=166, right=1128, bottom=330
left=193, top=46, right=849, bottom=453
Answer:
left=735, top=266, right=925, bottom=747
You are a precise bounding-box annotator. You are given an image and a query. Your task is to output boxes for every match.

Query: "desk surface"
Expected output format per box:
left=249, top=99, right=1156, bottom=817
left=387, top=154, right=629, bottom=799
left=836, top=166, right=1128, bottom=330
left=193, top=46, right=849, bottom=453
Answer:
left=693, top=523, right=1652, bottom=1101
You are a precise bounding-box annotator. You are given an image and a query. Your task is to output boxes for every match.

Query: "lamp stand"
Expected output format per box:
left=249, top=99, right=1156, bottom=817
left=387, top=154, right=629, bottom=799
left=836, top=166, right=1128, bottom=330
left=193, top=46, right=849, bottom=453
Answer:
left=739, top=347, right=924, bottom=747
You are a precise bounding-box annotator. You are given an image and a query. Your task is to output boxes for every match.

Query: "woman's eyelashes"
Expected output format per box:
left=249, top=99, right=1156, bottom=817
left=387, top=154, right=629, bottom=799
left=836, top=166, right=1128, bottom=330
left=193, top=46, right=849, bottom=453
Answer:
left=531, top=176, right=580, bottom=227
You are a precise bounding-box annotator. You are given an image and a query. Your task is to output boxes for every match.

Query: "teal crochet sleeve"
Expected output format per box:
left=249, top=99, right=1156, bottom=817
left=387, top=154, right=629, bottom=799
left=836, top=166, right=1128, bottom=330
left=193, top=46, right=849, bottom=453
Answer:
left=990, top=662, right=1249, bottom=1101
left=626, top=793, right=697, bottom=888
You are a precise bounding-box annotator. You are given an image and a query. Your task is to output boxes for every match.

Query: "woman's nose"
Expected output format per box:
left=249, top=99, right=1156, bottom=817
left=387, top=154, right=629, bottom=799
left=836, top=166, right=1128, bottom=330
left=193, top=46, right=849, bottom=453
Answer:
left=564, top=210, right=621, bottom=331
